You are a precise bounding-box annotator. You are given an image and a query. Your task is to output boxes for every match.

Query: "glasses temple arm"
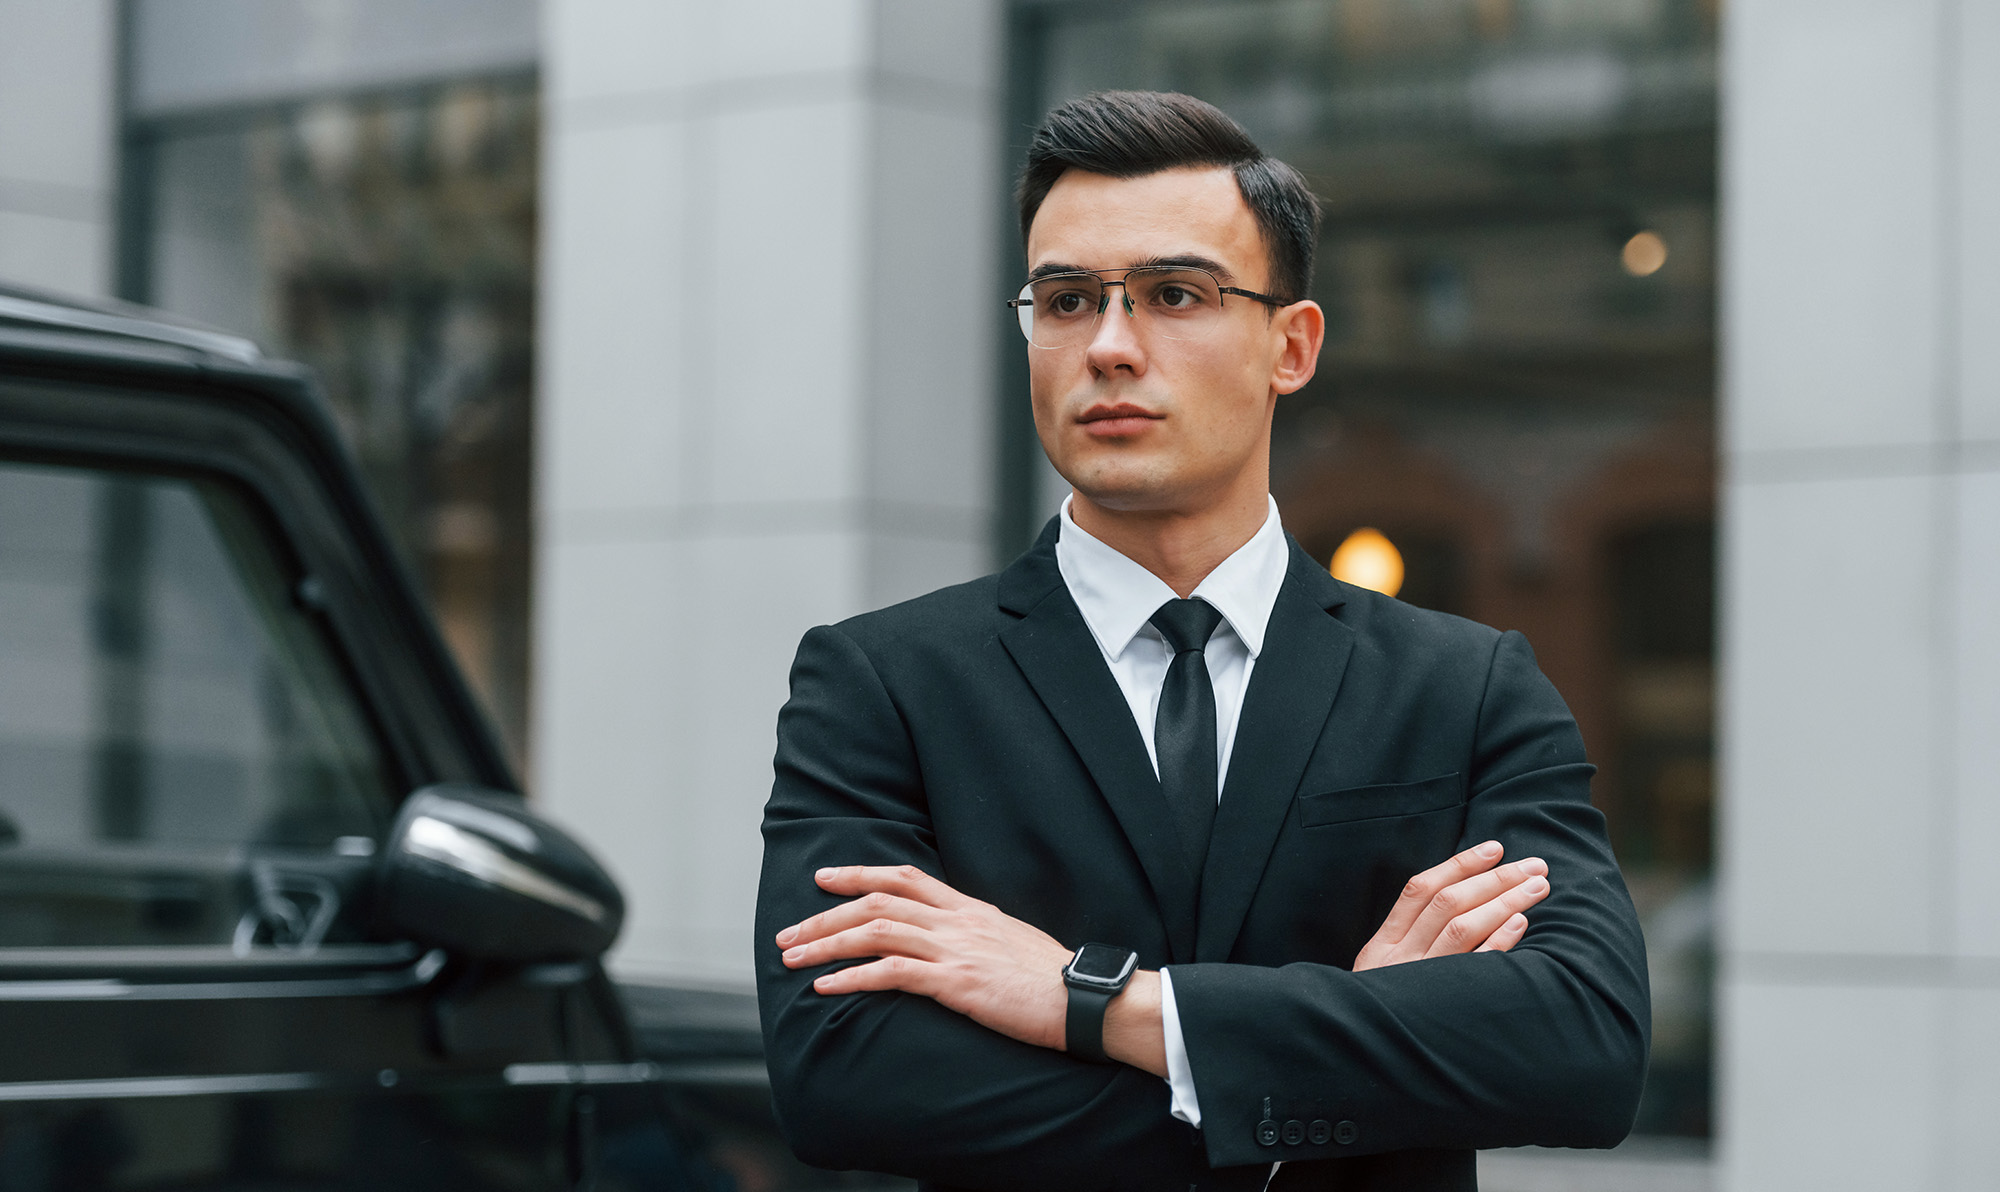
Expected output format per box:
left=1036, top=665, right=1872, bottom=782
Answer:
left=1219, top=285, right=1292, bottom=307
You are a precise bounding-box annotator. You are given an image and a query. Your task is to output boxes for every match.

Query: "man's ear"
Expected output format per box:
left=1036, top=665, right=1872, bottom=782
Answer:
left=1269, top=300, right=1325, bottom=396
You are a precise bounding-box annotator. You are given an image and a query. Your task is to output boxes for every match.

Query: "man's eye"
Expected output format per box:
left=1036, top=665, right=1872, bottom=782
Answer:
left=1157, top=285, right=1201, bottom=309
left=1048, top=291, right=1092, bottom=316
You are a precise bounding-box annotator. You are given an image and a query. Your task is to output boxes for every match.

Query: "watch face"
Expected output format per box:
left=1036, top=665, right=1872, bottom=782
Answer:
left=1071, top=943, right=1136, bottom=982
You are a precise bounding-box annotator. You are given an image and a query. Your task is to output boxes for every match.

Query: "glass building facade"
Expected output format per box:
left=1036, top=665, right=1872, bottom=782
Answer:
left=121, top=5, right=540, bottom=770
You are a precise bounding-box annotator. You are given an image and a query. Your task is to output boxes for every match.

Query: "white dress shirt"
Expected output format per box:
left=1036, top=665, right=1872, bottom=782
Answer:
left=1054, top=493, right=1290, bottom=1130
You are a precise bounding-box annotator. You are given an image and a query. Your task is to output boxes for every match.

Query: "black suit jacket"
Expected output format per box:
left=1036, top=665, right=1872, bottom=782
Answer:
left=755, top=521, right=1649, bottom=1191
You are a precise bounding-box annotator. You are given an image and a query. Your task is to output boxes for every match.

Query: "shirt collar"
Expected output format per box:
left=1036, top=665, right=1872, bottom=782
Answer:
left=1054, top=494, right=1289, bottom=662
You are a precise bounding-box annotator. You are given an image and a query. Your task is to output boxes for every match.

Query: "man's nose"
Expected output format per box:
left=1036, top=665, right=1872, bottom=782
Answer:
left=1084, top=285, right=1146, bottom=369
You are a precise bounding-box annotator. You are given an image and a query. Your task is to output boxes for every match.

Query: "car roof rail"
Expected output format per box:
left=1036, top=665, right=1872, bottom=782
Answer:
left=0, top=287, right=260, bottom=365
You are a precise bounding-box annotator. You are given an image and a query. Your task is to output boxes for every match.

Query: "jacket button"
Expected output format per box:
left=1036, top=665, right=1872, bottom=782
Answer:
left=1307, top=1119, right=1333, bottom=1145
left=1256, top=1119, right=1279, bottom=1147
left=1334, top=1120, right=1359, bottom=1145
left=1280, top=1120, right=1305, bottom=1146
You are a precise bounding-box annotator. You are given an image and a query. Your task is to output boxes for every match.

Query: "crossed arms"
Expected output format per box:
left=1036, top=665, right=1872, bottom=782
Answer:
left=778, top=841, right=1551, bottom=1078
left=754, top=623, right=1650, bottom=1186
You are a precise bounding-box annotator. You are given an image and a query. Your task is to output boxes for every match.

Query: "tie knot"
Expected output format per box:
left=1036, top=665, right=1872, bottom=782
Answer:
left=1150, top=598, right=1225, bottom=655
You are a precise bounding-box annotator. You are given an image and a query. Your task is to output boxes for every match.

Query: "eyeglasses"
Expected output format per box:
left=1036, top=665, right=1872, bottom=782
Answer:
left=1008, top=266, right=1290, bottom=349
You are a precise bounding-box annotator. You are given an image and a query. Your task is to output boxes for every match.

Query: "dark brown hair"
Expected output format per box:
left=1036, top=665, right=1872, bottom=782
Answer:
left=1016, top=91, right=1321, bottom=303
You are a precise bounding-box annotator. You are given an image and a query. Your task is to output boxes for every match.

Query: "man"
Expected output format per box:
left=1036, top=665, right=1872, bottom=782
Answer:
left=755, top=91, right=1648, bottom=1191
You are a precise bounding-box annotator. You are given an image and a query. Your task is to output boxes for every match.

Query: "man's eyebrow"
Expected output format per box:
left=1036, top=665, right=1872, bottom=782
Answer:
left=1136, top=254, right=1238, bottom=283
left=1023, top=255, right=1241, bottom=284
left=1024, top=254, right=1240, bottom=284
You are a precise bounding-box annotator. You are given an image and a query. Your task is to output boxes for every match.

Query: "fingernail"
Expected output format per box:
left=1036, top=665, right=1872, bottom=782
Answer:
left=783, top=947, right=806, bottom=964
left=1518, top=858, right=1547, bottom=876
left=815, top=868, right=835, bottom=882
left=1476, top=841, right=1501, bottom=859
left=1526, top=876, right=1548, bottom=894
left=776, top=926, right=797, bottom=945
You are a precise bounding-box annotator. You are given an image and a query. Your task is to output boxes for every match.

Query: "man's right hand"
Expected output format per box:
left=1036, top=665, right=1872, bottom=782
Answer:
left=1353, top=840, right=1549, bottom=971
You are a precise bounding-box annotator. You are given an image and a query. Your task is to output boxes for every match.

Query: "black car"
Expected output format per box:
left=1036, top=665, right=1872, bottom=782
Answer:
left=0, top=285, right=770, bottom=1190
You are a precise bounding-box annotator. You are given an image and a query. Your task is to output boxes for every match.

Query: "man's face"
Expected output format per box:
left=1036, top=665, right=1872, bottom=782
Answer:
left=1023, top=166, right=1318, bottom=518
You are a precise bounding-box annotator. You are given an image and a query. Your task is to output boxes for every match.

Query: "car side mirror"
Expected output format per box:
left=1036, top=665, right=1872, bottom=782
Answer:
left=375, top=784, right=624, bottom=963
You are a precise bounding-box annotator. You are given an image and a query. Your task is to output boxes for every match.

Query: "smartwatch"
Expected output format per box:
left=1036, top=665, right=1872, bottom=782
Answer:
left=1062, top=942, right=1138, bottom=1063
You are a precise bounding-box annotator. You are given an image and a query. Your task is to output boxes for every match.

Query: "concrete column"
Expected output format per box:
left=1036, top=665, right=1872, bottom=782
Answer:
left=535, top=0, right=1001, bottom=988
left=0, top=0, right=116, bottom=297
left=1719, top=1, right=2000, bottom=1187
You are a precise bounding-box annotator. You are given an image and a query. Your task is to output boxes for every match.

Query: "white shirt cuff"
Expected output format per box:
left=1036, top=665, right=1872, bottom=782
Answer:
left=1158, top=967, right=1203, bottom=1127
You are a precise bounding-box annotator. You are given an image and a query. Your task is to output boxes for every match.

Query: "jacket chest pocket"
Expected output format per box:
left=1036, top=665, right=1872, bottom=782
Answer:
left=1246, top=772, right=1469, bottom=966
left=1297, top=772, right=1463, bottom=828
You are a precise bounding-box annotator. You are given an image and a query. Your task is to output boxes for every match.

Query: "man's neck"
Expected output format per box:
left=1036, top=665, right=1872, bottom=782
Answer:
left=1068, top=489, right=1271, bottom=599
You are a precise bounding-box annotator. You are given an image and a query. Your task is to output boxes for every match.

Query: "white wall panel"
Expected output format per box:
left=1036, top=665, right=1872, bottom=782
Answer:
left=539, top=119, right=690, bottom=515
left=704, top=100, right=867, bottom=508
left=1721, top=473, right=1944, bottom=957
left=0, top=0, right=113, bottom=297
left=1721, top=981, right=1943, bottom=1192
left=1958, top=0, right=2000, bottom=445
left=674, top=531, right=865, bottom=982
left=703, top=0, right=870, bottom=86
left=1724, top=0, right=1945, bottom=455
left=0, top=0, right=114, bottom=187
left=548, top=0, right=870, bottom=106
left=1722, top=2, right=2000, bottom=1188
left=538, top=0, right=1000, bottom=989
left=532, top=535, right=693, bottom=969
left=865, top=102, right=999, bottom=517
left=1952, top=472, right=2000, bottom=956
left=0, top=211, right=110, bottom=298
left=546, top=0, right=690, bottom=101
left=1945, top=986, right=2000, bottom=1191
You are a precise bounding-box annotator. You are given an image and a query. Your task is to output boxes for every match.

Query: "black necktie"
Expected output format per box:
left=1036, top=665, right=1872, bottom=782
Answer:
left=1150, top=598, right=1225, bottom=874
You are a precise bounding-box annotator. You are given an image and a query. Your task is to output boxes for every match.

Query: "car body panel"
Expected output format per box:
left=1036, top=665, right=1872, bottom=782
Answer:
left=0, top=286, right=708, bottom=1190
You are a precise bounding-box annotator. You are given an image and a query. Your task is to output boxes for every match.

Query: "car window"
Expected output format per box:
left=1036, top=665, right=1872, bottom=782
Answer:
left=0, top=458, right=394, bottom=949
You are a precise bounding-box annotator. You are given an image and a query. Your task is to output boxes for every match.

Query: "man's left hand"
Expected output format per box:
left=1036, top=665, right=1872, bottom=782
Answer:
left=777, top=865, right=1072, bottom=1051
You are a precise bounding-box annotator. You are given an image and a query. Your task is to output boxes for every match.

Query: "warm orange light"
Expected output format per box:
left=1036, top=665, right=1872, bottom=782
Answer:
left=1622, top=230, right=1668, bottom=277
left=1330, top=527, right=1404, bottom=597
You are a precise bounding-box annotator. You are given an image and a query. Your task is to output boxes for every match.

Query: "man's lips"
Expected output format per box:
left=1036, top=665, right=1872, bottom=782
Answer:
left=1078, top=403, right=1163, bottom=436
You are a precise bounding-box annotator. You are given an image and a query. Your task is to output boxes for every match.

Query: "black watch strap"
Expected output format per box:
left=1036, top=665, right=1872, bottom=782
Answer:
left=1066, top=983, right=1115, bottom=1063
left=1063, top=944, right=1136, bottom=1064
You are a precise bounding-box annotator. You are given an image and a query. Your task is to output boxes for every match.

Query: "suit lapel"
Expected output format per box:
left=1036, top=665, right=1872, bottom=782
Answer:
left=997, top=521, right=1201, bottom=963
left=1196, top=538, right=1353, bottom=962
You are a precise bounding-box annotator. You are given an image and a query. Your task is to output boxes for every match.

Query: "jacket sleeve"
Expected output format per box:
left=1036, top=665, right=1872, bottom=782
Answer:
left=1169, top=629, right=1652, bottom=1168
left=755, top=624, right=1238, bottom=1190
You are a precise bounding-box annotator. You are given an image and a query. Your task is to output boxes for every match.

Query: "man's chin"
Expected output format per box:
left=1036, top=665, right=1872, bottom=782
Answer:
left=1066, top=482, right=1182, bottom=517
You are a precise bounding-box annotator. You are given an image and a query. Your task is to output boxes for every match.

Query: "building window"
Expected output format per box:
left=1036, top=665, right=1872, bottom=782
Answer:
left=125, top=78, right=539, bottom=769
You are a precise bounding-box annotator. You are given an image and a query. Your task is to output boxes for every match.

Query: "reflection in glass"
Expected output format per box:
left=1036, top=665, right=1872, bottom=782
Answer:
left=0, top=461, right=391, bottom=947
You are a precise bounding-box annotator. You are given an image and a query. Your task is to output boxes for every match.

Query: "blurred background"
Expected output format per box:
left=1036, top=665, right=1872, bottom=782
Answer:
left=2, top=0, right=1995, bottom=1189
